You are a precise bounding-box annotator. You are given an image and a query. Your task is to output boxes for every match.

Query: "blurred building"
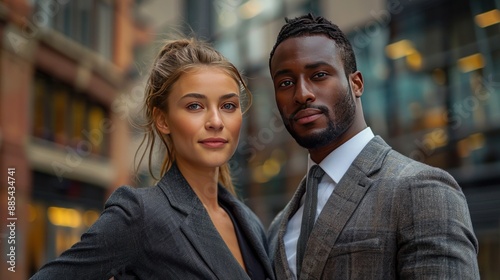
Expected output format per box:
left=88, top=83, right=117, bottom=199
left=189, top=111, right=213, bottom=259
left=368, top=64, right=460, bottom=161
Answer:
left=209, top=0, right=500, bottom=278
left=0, top=0, right=154, bottom=279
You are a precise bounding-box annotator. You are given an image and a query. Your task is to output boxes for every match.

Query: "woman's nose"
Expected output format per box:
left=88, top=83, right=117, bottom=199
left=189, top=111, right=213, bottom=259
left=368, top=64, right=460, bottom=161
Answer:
left=205, top=110, right=224, bottom=130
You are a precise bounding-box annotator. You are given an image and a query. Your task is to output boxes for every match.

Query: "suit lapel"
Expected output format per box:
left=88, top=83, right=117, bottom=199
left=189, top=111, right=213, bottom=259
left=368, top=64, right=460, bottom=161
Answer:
left=180, top=204, right=249, bottom=280
left=274, top=177, right=307, bottom=279
left=300, top=136, right=392, bottom=279
left=157, top=164, right=249, bottom=280
left=219, top=189, right=275, bottom=279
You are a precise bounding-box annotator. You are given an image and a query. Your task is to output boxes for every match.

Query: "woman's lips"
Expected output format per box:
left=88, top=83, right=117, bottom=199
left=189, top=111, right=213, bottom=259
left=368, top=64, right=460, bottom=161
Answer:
left=199, top=138, right=228, bottom=148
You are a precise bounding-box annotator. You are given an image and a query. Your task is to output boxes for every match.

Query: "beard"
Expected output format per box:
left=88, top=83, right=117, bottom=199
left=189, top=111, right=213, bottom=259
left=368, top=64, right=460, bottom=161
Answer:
left=283, top=85, right=356, bottom=150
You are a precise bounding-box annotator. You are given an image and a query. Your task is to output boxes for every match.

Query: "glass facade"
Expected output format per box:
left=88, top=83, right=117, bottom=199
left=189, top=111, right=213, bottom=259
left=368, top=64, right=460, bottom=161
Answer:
left=353, top=0, right=500, bottom=277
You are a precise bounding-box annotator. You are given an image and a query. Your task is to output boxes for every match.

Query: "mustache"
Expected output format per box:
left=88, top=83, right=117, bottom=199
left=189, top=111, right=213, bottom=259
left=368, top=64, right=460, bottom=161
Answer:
left=288, top=104, right=330, bottom=123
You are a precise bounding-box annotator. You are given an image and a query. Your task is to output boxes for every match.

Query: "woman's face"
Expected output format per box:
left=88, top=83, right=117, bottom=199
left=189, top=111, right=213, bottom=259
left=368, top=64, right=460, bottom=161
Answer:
left=157, top=67, right=242, bottom=171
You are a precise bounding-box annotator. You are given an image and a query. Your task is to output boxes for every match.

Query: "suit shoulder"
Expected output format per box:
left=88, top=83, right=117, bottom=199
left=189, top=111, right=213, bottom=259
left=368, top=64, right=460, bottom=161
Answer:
left=106, top=185, right=164, bottom=203
left=106, top=185, right=173, bottom=216
left=379, top=150, right=462, bottom=192
left=383, top=149, right=453, bottom=176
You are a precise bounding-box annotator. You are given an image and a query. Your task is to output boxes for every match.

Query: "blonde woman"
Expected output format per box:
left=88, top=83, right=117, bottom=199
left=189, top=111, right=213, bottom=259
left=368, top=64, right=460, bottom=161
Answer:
left=31, top=38, right=274, bottom=280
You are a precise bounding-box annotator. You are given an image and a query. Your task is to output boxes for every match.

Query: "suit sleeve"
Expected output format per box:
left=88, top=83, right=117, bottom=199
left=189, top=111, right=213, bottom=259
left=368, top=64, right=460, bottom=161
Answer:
left=397, top=169, right=480, bottom=279
left=30, top=186, right=144, bottom=280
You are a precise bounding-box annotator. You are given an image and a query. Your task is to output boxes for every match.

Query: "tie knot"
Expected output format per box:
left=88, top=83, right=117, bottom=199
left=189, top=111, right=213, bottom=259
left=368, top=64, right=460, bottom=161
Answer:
left=309, top=165, right=325, bottom=179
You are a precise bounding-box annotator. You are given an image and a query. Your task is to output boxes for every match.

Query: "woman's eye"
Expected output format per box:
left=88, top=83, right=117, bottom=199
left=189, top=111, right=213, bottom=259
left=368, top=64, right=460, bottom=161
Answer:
left=222, top=103, right=237, bottom=110
left=187, top=103, right=202, bottom=110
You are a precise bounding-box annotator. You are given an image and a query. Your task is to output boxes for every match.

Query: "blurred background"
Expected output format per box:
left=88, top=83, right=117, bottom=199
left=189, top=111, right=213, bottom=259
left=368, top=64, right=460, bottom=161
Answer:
left=0, top=0, right=499, bottom=279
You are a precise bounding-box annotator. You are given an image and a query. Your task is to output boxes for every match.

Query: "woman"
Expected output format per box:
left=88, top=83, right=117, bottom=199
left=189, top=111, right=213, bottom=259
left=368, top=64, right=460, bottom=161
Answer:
left=31, top=38, right=274, bottom=280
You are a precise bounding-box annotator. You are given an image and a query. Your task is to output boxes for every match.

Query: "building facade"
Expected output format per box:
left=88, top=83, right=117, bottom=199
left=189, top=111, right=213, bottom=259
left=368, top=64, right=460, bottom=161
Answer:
left=0, top=0, right=151, bottom=279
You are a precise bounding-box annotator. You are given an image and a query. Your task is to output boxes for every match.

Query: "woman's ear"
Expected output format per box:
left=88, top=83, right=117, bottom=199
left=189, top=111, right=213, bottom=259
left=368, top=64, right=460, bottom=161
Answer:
left=350, top=71, right=364, bottom=98
left=153, top=107, right=170, bottom=135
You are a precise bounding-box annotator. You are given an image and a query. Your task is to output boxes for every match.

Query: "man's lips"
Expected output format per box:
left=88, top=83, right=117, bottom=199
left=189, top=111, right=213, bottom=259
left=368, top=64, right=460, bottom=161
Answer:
left=199, top=138, right=228, bottom=148
left=293, top=108, right=323, bottom=125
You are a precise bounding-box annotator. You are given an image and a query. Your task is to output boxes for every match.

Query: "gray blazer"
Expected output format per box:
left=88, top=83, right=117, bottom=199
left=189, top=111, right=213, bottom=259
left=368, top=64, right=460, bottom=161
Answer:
left=268, top=136, right=479, bottom=279
left=32, top=164, right=274, bottom=280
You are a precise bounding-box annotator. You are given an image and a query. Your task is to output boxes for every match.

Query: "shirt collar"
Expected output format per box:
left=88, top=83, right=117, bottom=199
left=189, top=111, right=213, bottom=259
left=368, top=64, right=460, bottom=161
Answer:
left=307, top=127, right=375, bottom=183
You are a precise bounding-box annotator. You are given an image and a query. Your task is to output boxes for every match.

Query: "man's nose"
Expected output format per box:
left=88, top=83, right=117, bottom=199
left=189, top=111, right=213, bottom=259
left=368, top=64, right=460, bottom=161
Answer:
left=294, top=79, right=315, bottom=105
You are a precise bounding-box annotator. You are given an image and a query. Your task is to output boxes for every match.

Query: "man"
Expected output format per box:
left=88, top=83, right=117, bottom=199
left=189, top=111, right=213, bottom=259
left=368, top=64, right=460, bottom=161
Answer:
left=267, top=13, right=479, bottom=279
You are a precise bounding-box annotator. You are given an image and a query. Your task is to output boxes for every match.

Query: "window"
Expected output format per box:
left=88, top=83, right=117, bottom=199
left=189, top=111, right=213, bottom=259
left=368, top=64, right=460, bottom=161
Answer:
left=33, top=74, right=48, bottom=139
left=33, top=0, right=114, bottom=58
left=70, top=96, right=86, bottom=146
left=53, top=84, right=69, bottom=145
left=32, top=71, right=110, bottom=156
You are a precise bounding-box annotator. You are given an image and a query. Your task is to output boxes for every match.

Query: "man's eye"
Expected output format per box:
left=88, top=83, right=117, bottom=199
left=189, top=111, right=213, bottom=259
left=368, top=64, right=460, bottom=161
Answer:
left=315, top=72, right=327, bottom=78
left=279, top=81, right=293, bottom=87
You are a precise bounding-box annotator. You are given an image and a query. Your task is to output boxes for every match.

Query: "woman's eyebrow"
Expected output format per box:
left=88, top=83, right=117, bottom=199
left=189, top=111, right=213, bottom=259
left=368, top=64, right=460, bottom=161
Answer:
left=219, top=93, right=239, bottom=101
left=180, top=93, right=206, bottom=100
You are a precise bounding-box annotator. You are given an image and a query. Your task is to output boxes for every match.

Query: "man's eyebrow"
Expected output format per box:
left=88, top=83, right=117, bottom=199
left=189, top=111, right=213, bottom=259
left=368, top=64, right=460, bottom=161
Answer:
left=272, top=61, right=332, bottom=80
left=305, top=61, right=331, bottom=69
left=272, top=69, right=292, bottom=80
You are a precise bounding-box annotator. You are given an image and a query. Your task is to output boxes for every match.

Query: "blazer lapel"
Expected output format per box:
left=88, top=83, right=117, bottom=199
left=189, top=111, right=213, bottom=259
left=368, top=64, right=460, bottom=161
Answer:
left=180, top=205, right=249, bottom=280
left=273, top=177, right=307, bottom=279
left=300, top=136, right=392, bottom=279
left=157, top=164, right=249, bottom=280
left=219, top=188, right=274, bottom=279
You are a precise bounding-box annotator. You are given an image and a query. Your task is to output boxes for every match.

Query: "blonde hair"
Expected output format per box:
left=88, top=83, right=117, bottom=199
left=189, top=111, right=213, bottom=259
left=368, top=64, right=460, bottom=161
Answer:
left=135, top=38, right=251, bottom=195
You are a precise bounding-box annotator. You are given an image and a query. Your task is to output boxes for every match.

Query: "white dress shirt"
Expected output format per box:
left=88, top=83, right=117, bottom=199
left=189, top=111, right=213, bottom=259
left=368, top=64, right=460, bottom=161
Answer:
left=284, top=127, right=375, bottom=278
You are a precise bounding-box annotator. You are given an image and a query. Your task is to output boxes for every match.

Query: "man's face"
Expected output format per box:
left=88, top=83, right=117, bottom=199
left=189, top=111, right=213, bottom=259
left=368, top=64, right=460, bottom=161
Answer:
left=270, top=35, right=357, bottom=150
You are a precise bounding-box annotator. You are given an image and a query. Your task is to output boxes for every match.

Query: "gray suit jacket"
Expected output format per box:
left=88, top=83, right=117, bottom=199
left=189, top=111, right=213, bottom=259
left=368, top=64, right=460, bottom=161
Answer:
left=268, top=136, right=479, bottom=279
left=32, top=164, right=274, bottom=280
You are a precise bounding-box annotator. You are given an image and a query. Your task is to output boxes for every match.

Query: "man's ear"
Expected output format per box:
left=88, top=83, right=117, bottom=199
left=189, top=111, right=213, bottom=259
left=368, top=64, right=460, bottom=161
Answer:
left=153, top=107, right=170, bottom=134
left=350, top=71, right=364, bottom=98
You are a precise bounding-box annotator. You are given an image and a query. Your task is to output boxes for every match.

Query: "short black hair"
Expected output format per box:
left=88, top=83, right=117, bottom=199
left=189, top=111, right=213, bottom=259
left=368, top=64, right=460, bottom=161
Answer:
left=269, top=13, right=357, bottom=75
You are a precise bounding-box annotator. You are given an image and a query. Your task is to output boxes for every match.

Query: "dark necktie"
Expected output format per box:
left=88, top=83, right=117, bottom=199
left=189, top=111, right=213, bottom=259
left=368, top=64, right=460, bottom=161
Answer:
left=296, top=165, right=325, bottom=277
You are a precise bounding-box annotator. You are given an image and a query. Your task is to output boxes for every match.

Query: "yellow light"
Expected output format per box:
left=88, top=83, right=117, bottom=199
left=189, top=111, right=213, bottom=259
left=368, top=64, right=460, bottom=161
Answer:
left=468, top=133, right=485, bottom=150
left=406, top=51, right=423, bottom=70
left=458, top=53, right=485, bottom=73
left=457, top=133, right=485, bottom=158
left=48, top=207, right=82, bottom=228
left=475, top=9, right=500, bottom=28
left=423, top=129, right=448, bottom=149
left=385, top=40, right=416, bottom=59
left=262, top=158, right=281, bottom=178
left=252, top=166, right=268, bottom=183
